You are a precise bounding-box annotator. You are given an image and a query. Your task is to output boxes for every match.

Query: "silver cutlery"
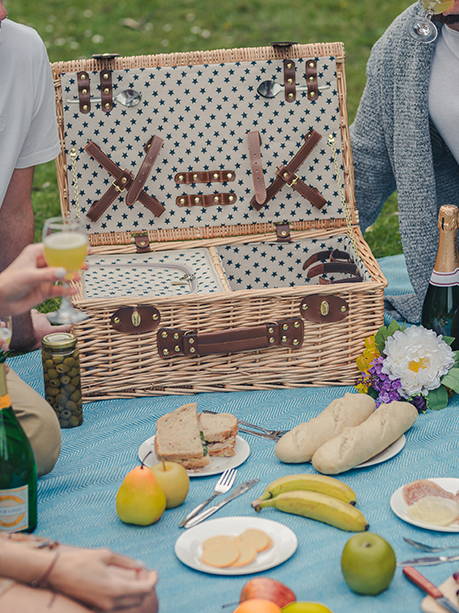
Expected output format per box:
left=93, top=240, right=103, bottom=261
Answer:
left=403, top=537, right=459, bottom=553
left=183, top=478, right=260, bottom=529
left=202, top=410, right=288, bottom=441
left=398, top=554, right=459, bottom=567
left=66, top=88, right=142, bottom=108
left=178, top=467, right=237, bottom=528
left=257, top=80, right=331, bottom=99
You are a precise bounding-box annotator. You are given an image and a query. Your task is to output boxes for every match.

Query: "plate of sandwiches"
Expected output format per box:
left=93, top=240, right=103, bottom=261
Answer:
left=138, top=403, right=251, bottom=477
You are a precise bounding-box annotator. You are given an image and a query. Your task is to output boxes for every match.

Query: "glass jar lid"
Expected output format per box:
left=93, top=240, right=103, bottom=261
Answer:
left=42, top=332, right=77, bottom=350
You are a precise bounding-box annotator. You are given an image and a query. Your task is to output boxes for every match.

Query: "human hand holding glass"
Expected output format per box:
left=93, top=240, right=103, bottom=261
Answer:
left=42, top=217, right=89, bottom=324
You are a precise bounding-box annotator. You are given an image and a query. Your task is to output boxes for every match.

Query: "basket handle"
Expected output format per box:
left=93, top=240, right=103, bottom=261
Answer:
left=157, top=317, right=304, bottom=359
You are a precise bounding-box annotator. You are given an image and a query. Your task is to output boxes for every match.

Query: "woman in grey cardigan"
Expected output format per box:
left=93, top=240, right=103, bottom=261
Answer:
left=351, top=1, right=459, bottom=323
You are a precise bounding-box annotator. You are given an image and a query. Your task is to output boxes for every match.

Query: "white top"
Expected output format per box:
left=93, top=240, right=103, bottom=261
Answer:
left=429, top=25, right=459, bottom=165
left=0, top=19, right=60, bottom=207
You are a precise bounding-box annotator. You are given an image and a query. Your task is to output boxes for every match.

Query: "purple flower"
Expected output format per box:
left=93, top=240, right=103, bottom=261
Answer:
left=368, top=356, right=402, bottom=407
left=410, top=395, right=427, bottom=413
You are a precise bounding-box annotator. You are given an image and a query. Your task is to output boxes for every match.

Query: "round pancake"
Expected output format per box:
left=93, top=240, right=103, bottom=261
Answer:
left=238, top=528, right=273, bottom=552
left=200, top=535, right=240, bottom=568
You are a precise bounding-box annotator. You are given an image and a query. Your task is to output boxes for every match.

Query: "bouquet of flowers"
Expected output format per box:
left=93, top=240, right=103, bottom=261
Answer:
left=355, top=321, right=459, bottom=411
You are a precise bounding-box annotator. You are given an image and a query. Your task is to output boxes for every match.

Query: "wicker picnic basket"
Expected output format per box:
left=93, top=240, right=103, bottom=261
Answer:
left=51, top=42, right=386, bottom=401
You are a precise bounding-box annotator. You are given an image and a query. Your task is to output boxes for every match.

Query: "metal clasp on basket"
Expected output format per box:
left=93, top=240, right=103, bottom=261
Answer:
left=171, top=273, right=196, bottom=287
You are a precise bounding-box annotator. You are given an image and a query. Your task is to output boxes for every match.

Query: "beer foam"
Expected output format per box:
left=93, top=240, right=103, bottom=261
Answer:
left=44, top=232, right=87, bottom=249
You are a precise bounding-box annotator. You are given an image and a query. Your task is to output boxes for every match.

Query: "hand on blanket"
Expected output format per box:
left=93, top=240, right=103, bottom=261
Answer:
left=48, top=547, right=158, bottom=611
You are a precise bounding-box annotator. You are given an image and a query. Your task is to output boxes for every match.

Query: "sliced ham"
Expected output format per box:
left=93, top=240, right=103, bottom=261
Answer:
left=403, top=479, right=458, bottom=506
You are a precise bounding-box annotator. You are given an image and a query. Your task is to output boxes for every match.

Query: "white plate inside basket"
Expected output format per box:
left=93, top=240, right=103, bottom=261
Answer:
left=175, top=516, right=298, bottom=575
left=354, top=435, right=406, bottom=469
left=138, top=435, right=250, bottom=477
left=390, top=478, right=459, bottom=532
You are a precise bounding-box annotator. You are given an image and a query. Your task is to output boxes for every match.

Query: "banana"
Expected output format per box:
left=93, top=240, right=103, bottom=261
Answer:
left=252, top=490, right=369, bottom=532
left=253, top=473, right=357, bottom=505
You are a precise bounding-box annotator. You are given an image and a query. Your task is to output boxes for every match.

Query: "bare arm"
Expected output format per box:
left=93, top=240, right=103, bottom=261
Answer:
left=0, top=167, right=35, bottom=350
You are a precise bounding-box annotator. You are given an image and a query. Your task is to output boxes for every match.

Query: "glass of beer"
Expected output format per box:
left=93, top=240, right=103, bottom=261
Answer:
left=42, top=216, right=89, bottom=324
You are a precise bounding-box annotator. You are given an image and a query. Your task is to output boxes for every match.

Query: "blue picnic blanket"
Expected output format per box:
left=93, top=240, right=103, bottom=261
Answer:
left=8, top=254, right=459, bottom=613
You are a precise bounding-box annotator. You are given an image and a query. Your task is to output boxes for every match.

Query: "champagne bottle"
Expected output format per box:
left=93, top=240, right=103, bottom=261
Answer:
left=0, top=363, right=37, bottom=533
left=421, top=204, right=459, bottom=350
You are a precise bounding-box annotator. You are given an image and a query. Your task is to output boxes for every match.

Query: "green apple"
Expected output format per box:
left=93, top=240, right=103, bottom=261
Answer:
left=150, top=460, right=190, bottom=508
left=282, top=603, right=333, bottom=613
left=340, top=532, right=396, bottom=595
left=116, top=465, right=166, bottom=525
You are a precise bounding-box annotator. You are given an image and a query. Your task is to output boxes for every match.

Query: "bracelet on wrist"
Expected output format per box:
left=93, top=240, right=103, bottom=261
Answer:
left=30, top=551, right=60, bottom=589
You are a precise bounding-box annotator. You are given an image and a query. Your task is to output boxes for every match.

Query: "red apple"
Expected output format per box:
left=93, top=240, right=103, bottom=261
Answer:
left=240, top=578, right=296, bottom=608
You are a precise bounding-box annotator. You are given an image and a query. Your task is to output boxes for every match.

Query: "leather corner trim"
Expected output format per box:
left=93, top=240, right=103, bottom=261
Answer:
left=77, top=71, right=91, bottom=114
left=283, top=59, right=296, bottom=102
left=300, top=295, right=349, bottom=323
left=305, top=59, right=319, bottom=101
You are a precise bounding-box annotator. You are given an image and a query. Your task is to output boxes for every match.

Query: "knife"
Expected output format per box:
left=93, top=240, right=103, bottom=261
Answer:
left=398, top=554, right=459, bottom=567
left=403, top=566, right=459, bottom=613
left=183, top=479, right=260, bottom=529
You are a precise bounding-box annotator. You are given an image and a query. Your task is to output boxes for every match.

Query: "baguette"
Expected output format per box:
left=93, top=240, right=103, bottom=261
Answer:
left=275, top=393, right=375, bottom=463
left=311, top=401, right=418, bottom=474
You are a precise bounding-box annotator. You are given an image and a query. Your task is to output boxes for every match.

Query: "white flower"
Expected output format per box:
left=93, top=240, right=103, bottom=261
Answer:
left=382, top=326, right=454, bottom=397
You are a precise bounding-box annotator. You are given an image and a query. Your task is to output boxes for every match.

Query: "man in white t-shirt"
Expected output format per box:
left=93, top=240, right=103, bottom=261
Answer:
left=0, top=2, right=63, bottom=475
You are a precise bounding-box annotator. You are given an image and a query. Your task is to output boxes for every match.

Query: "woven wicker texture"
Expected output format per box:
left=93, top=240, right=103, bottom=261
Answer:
left=7, top=257, right=458, bottom=613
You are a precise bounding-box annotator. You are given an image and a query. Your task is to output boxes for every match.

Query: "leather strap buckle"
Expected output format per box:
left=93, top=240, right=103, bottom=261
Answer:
left=112, top=175, right=129, bottom=193
left=288, top=175, right=299, bottom=187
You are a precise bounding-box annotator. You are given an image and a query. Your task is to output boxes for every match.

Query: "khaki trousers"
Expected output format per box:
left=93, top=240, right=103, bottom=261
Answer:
left=6, top=367, right=61, bottom=477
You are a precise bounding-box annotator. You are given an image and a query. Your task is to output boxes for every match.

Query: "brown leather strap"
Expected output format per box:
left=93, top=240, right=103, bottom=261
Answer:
left=318, top=276, right=362, bottom=284
left=176, top=193, right=237, bottom=207
left=251, top=129, right=322, bottom=210
left=275, top=222, right=291, bottom=243
left=77, top=71, right=91, bottom=114
left=306, top=261, right=358, bottom=279
left=302, top=248, right=351, bottom=270
left=157, top=317, right=304, bottom=359
left=175, top=170, right=235, bottom=184
left=277, top=167, right=327, bottom=209
left=305, top=60, right=319, bottom=101
left=247, top=131, right=266, bottom=205
left=283, top=59, right=296, bottom=102
left=126, top=136, right=163, bottom=205
left=84, top=141, right=164, bottom=221
left=99, top=70, right=113, bottom=112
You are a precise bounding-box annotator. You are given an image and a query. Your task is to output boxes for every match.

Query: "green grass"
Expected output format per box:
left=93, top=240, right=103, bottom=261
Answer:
left=10, top=0, right=407, bottom=255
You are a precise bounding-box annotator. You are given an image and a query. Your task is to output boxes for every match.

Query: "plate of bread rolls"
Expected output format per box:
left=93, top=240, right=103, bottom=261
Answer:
left=275, top=393, right=418, bottom=474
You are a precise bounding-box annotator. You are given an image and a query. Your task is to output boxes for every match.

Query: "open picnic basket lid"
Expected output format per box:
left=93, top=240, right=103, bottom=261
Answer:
left=52, top=42, right=358, bottom=247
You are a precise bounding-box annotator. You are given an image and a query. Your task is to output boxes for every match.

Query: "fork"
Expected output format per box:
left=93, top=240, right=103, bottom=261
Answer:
left=178, top=468, right=237, bottom=527
left=403, top=537, right=459, bottom=553
left=202, top=410, right=289, bottom=441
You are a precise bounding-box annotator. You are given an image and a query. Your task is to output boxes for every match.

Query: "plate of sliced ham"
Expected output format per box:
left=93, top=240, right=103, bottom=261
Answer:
left=390, top=478, right=459, bottom=532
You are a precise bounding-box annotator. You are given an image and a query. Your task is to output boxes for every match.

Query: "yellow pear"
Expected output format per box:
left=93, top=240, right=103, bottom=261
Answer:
left=116, top=465, right=166, bottom=526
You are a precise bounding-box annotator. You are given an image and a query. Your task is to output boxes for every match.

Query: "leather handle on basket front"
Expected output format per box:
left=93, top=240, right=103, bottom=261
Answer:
left=157, top=318, right=304, bottom=359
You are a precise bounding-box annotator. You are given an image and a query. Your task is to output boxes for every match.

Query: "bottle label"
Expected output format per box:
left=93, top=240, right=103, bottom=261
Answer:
left=0, top=485, right=29, bottom=532
left=430, top=268, right=459, bottom=287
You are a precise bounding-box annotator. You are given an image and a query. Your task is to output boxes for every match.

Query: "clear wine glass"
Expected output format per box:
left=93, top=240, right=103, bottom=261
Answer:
left=42, top=216, right=89, bottom=325
left=0, top=316, right=12, bottom=354
left=410, top=0, right=454, bottom=43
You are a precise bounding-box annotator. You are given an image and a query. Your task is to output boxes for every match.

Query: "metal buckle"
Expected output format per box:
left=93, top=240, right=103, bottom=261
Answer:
left=112, top=175, right=128, bottom=193
left=288, top=175, right=299, bottom=187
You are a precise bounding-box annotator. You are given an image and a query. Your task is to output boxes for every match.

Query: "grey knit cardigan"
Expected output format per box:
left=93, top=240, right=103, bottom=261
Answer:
left=351, top=2, right=459, bottom=323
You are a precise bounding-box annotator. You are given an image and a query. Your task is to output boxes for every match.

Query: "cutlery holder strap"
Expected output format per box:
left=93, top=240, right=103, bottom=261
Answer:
left=247, top=131, right=266, bottom=205
left=126, top=135, right=163, bottom=205
left=250, top=129, right=322, bottom=210
left=157, top=317, right=304, bottom=358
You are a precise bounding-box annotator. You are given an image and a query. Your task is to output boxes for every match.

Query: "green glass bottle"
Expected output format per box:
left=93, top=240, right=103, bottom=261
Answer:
left=0, top=363, right=37, bottom=532
left=421, top=205, right=459, bottom=350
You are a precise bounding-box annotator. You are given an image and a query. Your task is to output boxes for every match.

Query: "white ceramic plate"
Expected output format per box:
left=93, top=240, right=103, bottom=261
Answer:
left=355, top=435, right=406, bottom=469
left=390, top=477, right=459, bottom=532
left=175, top=516, right=298, bottom=575
left=138, top=435, right=250, bottom=477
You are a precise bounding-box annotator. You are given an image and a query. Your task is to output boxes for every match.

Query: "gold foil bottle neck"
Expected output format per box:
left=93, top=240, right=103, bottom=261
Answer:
left=438, top=204, right=458, bottom=232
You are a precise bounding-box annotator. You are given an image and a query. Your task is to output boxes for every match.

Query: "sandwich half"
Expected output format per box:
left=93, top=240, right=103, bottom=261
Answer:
left=155, top=403, right=209, bottom=469
left=199, top=412, right=238, bottom=457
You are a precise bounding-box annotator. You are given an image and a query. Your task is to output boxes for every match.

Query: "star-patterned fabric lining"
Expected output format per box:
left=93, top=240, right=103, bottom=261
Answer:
left=217, top=234, right=369, bottom=291
left=82, top=249, right=224, bottom=298
left=60, top=55, right=345, bottom=234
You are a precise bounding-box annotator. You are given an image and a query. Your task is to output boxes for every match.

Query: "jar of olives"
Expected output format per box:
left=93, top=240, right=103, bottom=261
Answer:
left=41, top=333, right=82, bottom=428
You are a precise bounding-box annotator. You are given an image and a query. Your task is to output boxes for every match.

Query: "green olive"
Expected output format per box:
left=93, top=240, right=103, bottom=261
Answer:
left=49, top=379, right=60, bottom=387
left=47, top=368, right=58, bottom=379
left=60, top=375, right=71, bottom=385
left=46, top=387, right=59, bottom=397
left=63, top=384, right=75, bottom=394
left=56, top=393, right=67, bottom=406
left=44, top=359, right=53, bottom=368
left=60, top=409, right=72, bottom=419
left=71, top=376, right=80, bottom=386
left=70, top=390, right=81, bottom=402
left=68, top=368, right=78, bottom=378
left=52, top=355, right=64, bottom=364
left=69, top=416, right=82, bottom=427
left=64, top=357, right=75, bottom=366
left=66, top=400, right=77, bottom=411
left=56, top=364, right=68, bottom=374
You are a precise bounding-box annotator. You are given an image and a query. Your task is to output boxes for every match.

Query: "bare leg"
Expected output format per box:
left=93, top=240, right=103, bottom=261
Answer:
left=1, top=583, right=91, bottom=613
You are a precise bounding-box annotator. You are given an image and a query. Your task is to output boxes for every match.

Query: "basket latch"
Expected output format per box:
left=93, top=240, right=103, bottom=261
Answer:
left=110, top=306, right=161, bottom=333
left=157, top=317, right=304, bottom=359
left=275, top=222, right=291, bottom=243
left=300, top=295, right=349, bottom=323
left=133, top=232, right=151, bottom=253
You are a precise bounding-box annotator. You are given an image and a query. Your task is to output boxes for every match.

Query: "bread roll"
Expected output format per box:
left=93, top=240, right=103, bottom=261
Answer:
left=275, top=393, right=375, bottom=463
left=311, top=401, right=418, bottom=474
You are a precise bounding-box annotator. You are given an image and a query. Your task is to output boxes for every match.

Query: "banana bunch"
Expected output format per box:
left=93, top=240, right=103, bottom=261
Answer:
left=251, top=474, right=368, bottom=532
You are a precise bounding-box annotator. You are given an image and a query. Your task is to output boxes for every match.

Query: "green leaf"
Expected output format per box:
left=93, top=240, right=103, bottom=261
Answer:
left=375, top=326, right=389, bottom=353
left=426, top=386, right=449, bottom=411
left=440, top=367, right=459, bottom=394
left=442, top=336, right=455, bottom=346
left=452, top=351, right=459, bottom=367
left=387, top=319, right=401, bottom=336
left=367, top=387, right=378, bottom=400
